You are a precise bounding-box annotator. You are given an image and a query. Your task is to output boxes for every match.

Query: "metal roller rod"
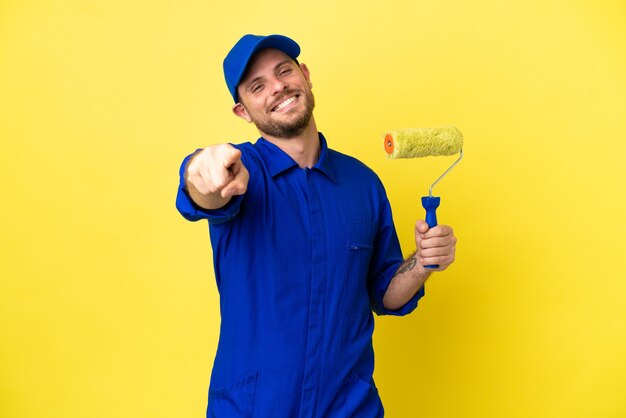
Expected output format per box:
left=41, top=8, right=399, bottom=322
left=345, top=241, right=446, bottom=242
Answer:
left=429, top=148, right=464, bottom=197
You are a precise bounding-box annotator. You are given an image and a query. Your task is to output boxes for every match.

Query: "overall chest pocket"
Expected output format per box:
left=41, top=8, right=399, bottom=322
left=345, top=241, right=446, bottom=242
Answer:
left=343, top=220, right=377, bottom=315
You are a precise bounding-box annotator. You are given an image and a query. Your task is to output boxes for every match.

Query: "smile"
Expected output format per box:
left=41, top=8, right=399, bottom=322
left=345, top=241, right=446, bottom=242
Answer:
left=272, top=95, right=298, bottom=112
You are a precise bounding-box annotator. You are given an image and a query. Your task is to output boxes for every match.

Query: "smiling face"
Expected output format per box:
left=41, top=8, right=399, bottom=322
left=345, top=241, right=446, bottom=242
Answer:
left=233, top=48, right=315, bottom=139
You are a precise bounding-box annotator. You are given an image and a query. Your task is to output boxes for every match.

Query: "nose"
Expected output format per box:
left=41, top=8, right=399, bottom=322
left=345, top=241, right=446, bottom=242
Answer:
left=269, top=76, right=288, bottom=96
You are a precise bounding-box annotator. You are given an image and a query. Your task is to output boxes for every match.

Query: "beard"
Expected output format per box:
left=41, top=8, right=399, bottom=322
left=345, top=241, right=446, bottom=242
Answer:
left=247, top=88, right=315, bottom=139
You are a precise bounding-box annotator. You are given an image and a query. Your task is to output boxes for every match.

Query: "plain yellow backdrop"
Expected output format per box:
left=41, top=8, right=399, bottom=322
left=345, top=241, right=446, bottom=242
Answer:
left=1, top=0, right=625, bottom=417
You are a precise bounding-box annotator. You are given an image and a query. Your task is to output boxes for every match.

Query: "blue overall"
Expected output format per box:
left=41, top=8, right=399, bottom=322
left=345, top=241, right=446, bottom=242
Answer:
left=176, top=133, right=424, bottom=417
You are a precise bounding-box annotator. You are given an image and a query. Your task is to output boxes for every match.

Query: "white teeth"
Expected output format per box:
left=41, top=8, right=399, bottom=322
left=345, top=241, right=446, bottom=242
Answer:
left=274, top=96, right=296, bottom=111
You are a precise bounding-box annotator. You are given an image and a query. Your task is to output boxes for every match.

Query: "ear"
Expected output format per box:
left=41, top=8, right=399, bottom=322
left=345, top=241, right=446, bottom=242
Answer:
left=299, top=63, right=313, bottom=89
left=232, top=102, right=252, bottom=123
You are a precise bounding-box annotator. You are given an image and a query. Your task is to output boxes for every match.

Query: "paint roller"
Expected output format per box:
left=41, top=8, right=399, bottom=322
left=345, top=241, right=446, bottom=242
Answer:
left=383, top=126, right=464, bottom=268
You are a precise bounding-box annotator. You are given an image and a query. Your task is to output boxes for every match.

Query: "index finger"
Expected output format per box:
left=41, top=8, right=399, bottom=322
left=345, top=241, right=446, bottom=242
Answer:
left=222, top=147, right=242, bottom=168
left=424, top=225, right=453, bottom=238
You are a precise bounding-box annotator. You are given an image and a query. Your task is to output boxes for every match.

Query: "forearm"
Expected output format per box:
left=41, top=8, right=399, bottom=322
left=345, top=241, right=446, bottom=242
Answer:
left=382, top=252, right=432, bottom=310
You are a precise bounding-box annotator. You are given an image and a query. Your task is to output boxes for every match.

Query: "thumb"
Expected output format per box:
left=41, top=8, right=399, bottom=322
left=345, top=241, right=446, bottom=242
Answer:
left=415, top=220, right=430, bottom=236
left=414, top=220, right=429, bottom=249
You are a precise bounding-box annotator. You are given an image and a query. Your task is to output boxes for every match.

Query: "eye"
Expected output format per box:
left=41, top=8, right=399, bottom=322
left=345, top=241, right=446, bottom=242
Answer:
left=279, top=68, right=292, bottom=76
left=252, top=84, right=264, bottom=93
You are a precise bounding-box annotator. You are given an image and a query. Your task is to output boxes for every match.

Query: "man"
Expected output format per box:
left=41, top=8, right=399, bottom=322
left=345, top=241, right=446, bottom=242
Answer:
left=176, top=34, right=457, bottom=418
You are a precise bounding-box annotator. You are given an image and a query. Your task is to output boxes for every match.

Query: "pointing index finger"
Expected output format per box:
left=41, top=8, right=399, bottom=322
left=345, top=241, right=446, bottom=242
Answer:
left=223, top=147, right=242, bottom=168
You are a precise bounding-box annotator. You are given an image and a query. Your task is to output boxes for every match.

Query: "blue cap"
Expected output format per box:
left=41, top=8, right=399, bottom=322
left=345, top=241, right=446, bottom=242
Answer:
left=223, top=34, right=301, bottom=103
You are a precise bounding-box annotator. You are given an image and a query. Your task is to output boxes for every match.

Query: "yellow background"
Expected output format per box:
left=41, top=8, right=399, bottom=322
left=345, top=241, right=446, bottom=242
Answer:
left=1, top=0, right=625, bottom=417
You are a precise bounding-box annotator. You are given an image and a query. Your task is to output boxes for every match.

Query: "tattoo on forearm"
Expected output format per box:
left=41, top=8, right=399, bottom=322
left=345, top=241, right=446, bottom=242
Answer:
left=396, top=257, right=417, bottom=275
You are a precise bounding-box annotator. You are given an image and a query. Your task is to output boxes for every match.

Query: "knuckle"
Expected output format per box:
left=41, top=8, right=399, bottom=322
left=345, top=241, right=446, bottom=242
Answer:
left=188, top=174, right=203, bottom=189
left=187, top=162, right=199, bottom=175
left=212, top=177, right=227, bottom=190
left=191, top=179, right=209, bottom=194
left=206, top=183, right=219, bottom=194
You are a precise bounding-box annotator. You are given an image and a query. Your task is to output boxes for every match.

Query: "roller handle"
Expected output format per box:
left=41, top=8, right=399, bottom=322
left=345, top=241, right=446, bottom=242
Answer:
left=421, top=196, right=441, bottom=269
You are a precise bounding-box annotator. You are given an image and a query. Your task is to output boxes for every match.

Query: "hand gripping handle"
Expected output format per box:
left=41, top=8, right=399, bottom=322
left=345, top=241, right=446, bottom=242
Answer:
left=421, top=196, right=440, bottom=269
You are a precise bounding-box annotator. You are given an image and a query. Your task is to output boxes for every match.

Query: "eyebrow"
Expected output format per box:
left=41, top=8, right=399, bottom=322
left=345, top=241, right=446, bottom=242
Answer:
left=244, top=59, right=294, bottom=91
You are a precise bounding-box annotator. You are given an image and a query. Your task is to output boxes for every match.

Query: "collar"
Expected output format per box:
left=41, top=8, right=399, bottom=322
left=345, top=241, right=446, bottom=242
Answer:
left=255, top=132, right=337, bottom=183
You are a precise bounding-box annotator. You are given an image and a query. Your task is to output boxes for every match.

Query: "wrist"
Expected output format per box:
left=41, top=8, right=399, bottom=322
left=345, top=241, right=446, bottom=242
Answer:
left=414, top=259, right=434, bottom=282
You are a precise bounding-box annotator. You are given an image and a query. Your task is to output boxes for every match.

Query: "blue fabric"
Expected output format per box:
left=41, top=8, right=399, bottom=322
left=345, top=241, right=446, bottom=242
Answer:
left=176, top=133, right=425, bottom=418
